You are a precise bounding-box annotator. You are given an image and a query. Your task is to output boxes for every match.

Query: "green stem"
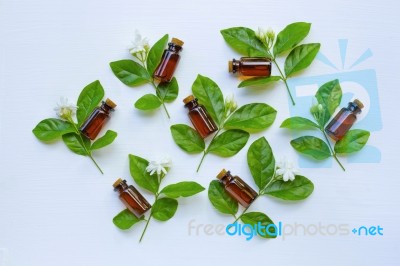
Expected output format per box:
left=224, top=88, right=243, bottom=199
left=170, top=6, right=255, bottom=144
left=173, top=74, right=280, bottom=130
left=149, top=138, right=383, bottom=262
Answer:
left=231, top=205, right=251, bottom=225
left=272, top=58, right=295, bottom=105
left=69, top=119, right=103, bottom=174
left=139, top=194, right=158, bottom=242
left=196, top=127, right=222, bottom=172
left=321, top=129, right=345, bottom=171
left=196, top=151, right=207, bottom=172
left=259, top=176, right=276, bottom=195
left=151, top=81, right=170, bottom=119
left=88, top=154, right=104, bottom=174
left=139, top=213, right=152, bottom=242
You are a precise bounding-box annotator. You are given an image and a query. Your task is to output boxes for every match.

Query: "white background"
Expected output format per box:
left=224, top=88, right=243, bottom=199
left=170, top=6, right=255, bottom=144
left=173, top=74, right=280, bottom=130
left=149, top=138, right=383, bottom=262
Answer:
left=1, top=0, right=400, bottom=265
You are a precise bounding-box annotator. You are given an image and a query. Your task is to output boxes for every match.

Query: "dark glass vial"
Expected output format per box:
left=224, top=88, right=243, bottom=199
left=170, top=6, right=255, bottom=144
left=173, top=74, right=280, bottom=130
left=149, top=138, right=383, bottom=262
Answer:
left=217, top=169, right=258, bottom=208
left=228, top=57, right=272, bottom=76
left=183, top=95, right=218, bottom=138
left=113, top=178, right=151, bottom=218
left=153, top=38, right=184, bottom=83
left=80, top=98, right=116, bottom=140
left=325, top=99, right=364, bottom=141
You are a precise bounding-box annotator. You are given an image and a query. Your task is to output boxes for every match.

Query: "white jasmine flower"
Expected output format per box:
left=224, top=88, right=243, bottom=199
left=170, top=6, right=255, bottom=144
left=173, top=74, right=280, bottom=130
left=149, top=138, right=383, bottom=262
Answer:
left=54, top=97, right=77, bottom=121
left=128, top=30, right=150, bottom=55
left=225, top=94, right=238, bottom=113
left=146, top=156, right=172, bottom=176
left=276, top=157, right=300, bottom=182
left=256, top=27, right=275, bottom=49
left=256, top=28, right=267, bottom=41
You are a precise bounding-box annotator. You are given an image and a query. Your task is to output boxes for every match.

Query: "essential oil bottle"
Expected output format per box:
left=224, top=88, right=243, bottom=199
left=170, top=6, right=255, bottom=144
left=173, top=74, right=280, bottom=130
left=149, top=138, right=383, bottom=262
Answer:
left=228, top=57, right=272, bottom=77
left=80, top=98, right=116, bottom=140
left=216, top=169, right=258, bottom=208
left=153, top=38, right=184, bottom=83
left=113, top=178, right=151, bottom=218
left=183, top=95, right=218, bottom=138
left=325, top=99, right=364, bottom=141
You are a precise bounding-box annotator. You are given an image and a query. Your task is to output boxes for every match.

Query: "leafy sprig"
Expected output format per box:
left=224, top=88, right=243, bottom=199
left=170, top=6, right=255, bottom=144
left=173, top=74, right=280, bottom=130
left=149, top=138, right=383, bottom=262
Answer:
left=112, top=154, right=205, bottom=242
left=208, top=137, right=314, bottom=239
left=110, top=34, right=179, bottom=118
left=280, top=79, right=370, bottom=171
left=221, top=22, right=320, bottom=105
left=32, top=80, right=118, bottom=174
left=170, top=75, right=277, bottom=172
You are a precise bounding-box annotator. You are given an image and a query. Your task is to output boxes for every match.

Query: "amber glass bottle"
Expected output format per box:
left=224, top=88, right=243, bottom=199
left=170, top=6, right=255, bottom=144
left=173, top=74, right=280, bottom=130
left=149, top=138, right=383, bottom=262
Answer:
left=153, top=38, right=184, bottom=83
left=228, top=57, right=271, bottom=76
left=325, top=99, right=364, bottom=141
left=113, top=178, right=151, bottom=218
left=183, top=95, right=218, bottom=138
left=217, top=169, right=258, bottom=208
left=80, top=98, right=116, bottom=140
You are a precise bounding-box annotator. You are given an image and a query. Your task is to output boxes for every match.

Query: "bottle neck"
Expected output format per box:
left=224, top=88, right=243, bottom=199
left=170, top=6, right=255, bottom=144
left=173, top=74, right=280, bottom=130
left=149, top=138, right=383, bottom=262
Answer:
left=219, top=171, right=234, bottom=185
left=231, top=59, right=240, bottom=73
left=100, top=101, right=114, bottom=113
left=184, top=99, right=199, bottom=110
left=168, top=43, right=182, bottom=53
left=348, top=102, right=362, bottom=114
left=115, top=180, right=128, bottom=192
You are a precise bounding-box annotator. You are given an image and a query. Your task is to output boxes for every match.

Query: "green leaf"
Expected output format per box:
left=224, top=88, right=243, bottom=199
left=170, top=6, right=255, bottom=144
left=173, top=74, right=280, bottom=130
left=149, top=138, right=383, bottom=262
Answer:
left=134, top=94, right=162, bottom=110
left=290, top=136, right=331, bottom=160
left=113, top=209, right=144, bottom=230
left=334, top=129, right=370, bottom=154
left=220, top=27, right=269, bottom=57
left=152, top=198, right=178, bottom=221
left=224, top=103, right=277, bottom=132
left=90, top=130, right=117, bottom=150
left=160, top=181, right=205, bottom=198
left=146, top=34, right=169, bottom=75
left=263, top=175, right=314, bottom=200
left=32, top=118, right=75, bottom=141
left=128, top=154, right=159, bottom=194
left=280, top=117, right=319, bottom=130
left=284, top=43, right=320, bottom=77
left=62, top=132, right=90, bottom=156
left=110, top=59, right=151, bottom=86
left=192, top=74, right=225, bottom=125
left=170, top=124, right=205, bottom=154
left=157, top=77, right=179, bottom=103
left=208, top=180, right=238, bottom=215
left=247, top=137, right=275, bottom=191
left=273, top=22, right=311, bottom=56
left=315, top=79, right=342, bottom=125
left=208, top=130, right=250, bottom=157
left=238, top=76, right=281, bottom=88
left=240, top=212, right=276, bottom=238
left=76, top=80, right=105, bottom=125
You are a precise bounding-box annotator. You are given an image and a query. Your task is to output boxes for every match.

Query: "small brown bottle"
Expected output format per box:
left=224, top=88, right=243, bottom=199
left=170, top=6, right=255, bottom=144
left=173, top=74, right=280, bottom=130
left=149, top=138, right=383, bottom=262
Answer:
left=113, top=178, right=151, bottom=218
left=325, top=99, right=364, bottom=141
left=80, top=98, right=116, bottom=140
left=217, top=169, right=258, bottom=208
left=228, top=57, right=272, bottom=77
left=183, top=95, right=218, bottom=138
left=153, top=38, right=184, bottom=83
